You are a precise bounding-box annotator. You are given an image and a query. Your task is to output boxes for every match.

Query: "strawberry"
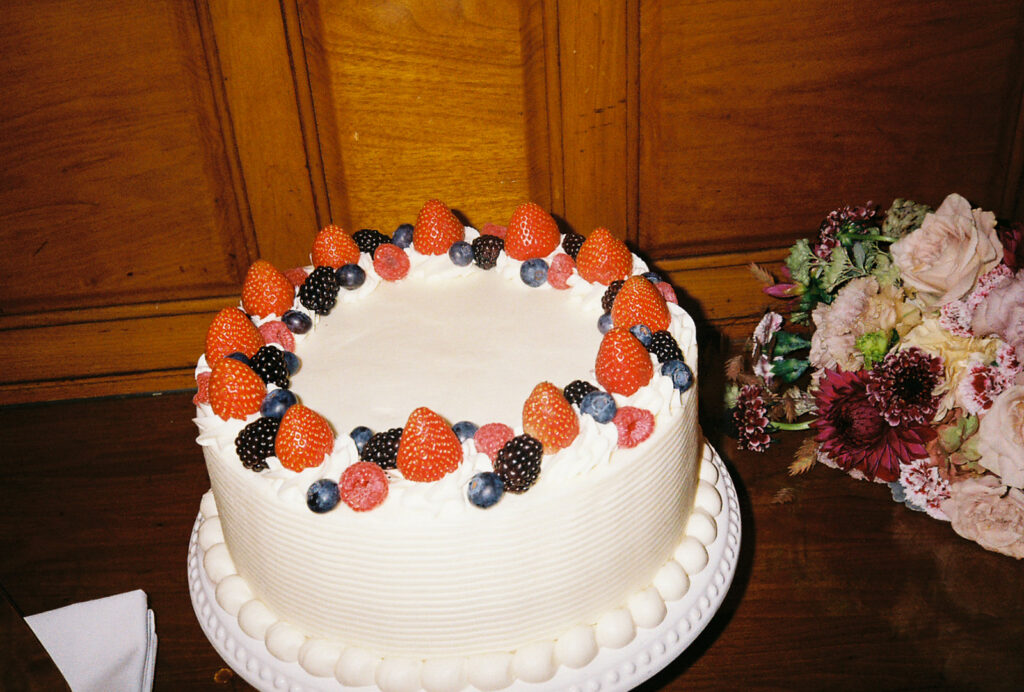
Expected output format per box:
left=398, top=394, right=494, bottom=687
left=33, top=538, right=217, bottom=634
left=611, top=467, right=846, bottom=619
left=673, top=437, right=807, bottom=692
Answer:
left=595, top=327, right=654, bottom=396
left=396, top=407, right=463, bottom=482
left=575, top=227, right=633, bottom=285
left=208, top=358, right=266, bottom=421
left=413, top=200, right=464, bottom=255
left=205, top=307, right=265, bottom=363
left=312, top=224, right=360, bottom=268
left=522, top=381, right=580, bottom=454
left=504, top=202, right=560, bottom=261
left=242, top=260, right=295, bottom=318
left=276, top=404, right=335, bottom=471
left=611, top=275, right=671, bottom=331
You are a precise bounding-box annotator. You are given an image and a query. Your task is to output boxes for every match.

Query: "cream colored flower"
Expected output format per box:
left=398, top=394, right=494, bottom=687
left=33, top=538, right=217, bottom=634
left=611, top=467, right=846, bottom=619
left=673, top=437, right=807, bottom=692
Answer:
left=941, top=475, right=1024, bottom=559
left=890, top=193, right=1001, bottom=307
left=976, top=385, right=1024, bottom=488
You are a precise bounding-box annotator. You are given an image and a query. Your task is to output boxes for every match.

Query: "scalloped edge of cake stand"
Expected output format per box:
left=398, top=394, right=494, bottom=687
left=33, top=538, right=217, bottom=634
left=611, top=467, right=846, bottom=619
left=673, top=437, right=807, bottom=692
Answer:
left=188, top=443, right=741, bottom=692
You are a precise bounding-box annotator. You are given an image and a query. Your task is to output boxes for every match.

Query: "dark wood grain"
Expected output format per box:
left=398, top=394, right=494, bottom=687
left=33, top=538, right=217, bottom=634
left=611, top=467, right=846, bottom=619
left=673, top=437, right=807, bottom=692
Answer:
left=1, top=389, right=1021, bottom=691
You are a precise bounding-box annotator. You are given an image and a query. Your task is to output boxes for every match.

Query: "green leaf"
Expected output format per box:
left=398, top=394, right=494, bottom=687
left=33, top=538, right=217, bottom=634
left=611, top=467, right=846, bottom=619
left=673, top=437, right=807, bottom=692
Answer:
left=871, top=252, right=901, bottom=286
left=771, top=358, right=810, bottom=383
left=820, top=248, right=853, bottom=292
left=774, top=331, right=812, bottom=356
left=852, top=241, right=867, bottom=270
left=785, top=239, right=815, bottom=285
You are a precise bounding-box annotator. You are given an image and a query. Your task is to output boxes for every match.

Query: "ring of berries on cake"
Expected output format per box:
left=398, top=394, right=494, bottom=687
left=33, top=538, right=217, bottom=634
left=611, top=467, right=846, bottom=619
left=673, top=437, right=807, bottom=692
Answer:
left=193, top=200, right=695, bottom=514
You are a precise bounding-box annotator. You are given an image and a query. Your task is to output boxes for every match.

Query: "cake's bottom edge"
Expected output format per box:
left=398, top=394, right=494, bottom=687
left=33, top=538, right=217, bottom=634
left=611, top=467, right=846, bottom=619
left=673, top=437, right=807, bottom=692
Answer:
left=188, top=442, right=738, bottom=692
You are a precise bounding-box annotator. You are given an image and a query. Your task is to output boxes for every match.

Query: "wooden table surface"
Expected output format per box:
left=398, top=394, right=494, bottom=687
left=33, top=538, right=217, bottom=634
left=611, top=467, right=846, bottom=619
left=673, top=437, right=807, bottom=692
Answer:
left=1, top=390, right=1021, bottom=691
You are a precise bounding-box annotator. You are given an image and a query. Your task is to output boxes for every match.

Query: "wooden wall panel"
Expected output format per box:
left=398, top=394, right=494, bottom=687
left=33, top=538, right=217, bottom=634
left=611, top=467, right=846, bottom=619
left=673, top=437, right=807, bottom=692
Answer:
left=638, top=0, right=1024, bottom=258
left=296, top=0, right=557, bottom=231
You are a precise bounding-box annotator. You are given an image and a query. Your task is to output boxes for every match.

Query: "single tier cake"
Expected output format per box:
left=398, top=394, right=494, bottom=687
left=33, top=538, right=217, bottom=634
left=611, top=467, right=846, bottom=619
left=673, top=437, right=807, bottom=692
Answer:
left=192, top=201, right=715, bottom=691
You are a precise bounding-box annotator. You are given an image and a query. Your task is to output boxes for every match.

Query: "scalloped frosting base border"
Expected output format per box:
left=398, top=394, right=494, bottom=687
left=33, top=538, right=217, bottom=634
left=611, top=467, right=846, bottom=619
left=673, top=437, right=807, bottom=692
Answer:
left=188, top=443, right=741, bottom=692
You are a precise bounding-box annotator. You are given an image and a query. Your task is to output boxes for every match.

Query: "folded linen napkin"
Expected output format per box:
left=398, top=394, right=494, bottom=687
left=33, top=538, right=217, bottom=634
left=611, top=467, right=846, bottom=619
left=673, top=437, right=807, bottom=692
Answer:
left=25, top=590, right=157, bottom=692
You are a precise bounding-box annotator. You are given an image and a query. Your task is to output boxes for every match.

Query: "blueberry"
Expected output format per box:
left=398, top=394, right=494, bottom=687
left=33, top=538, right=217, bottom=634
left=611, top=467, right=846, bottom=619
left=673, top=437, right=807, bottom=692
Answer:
left=520, top=258, right=549, bottom=287
left=629, top=324, right=653, bottom=347
left=282, top=351, right=300, bottom=375
left=598, top=312, right=614, bottom=334
left=661, top=359, right=694, bottom=392
left=580, top=390, right=617, bottom=423
left=467, top=472, right=504, bottom=508
left=452, top=420, right=479, bottom=442
left=448, top=240, right=473, bottom=266
left=336, top=263, right=366, bottom=290
left=642, top=271, right=663, bottom=284
left=260, top=388, right=297, bottom=418
left=392, top=223, right=414, bottom=248
left=306, top=478, right=340, bottom=513
left=226, top=352, right=250, bottom=366
left=282, top=310, right=313, bottom=335
left=349, top=425, right=373, bottom=453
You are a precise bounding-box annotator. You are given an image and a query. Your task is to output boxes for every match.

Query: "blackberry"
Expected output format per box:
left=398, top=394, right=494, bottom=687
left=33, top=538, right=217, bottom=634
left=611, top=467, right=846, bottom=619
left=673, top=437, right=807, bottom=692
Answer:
left=493, top=434, right=543, bottom=493
left=352, top=228, right=391, bottom=257
left=561, top=232, right=585, bottom=259
left=649, top=330, right=683, bottom=363
left=601, top=279, right=625, bottom=312
left=360, top=427, right=403, bottom=469
left=563, top=379, right=598, bottom=407
left=472, top=235, right=504, bottom=270
left=299, top=265, right=339, bottom=315
left=235, top=417, right=280, bottom=471
left=250, top=346, right=290, bottom=388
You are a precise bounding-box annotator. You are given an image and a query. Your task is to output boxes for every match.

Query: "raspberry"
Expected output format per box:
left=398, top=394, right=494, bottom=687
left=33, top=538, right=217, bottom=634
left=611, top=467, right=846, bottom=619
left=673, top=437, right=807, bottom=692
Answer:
left=360, top=428, right=403, bottom=470
left=258, top=320, right=295, bottom=352
left=561, top=232, right=585, bottom=259
left=612, top=407, right=655, bottom=448
left=547, top=253, right=575, bottom=289
left=283, top=267, right=308, bottom=287
left=192, top=371, right=211, bottom=406
left=471, top=235, right=504, bottom=270
left=656, top=281, right=678, bottom=305
left=235, top=416, right=280, bottom=471
left=493, top=434, right=543, bottom=493
left=373, top=243, right=410, bottom=281
left=480, top=222, right=507, bottom=238
left=473, top=422, right=515, bottom=462
left=340, top=461, right=389, bottom=511
left=352, top=228, right=391, bottom=256
left=649, top=330, right=683, bottom=363
left=250, top=345, right=290, bottom=388
left=299, top=265, right=340, bottom=315
left=601, top=279, right=625, bottom=312
left=562, top=380, right=598, bottom=407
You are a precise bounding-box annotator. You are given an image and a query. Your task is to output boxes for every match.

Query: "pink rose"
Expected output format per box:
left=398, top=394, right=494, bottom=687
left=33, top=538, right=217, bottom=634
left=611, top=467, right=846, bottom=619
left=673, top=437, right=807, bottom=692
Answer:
left=890, top=194, right=1001, bottom=306
left=940, top=475, right=1024, bottom=558
left=971, top=270, right=1024, bottom=362
left=975, top=384, right=1024, bottom=488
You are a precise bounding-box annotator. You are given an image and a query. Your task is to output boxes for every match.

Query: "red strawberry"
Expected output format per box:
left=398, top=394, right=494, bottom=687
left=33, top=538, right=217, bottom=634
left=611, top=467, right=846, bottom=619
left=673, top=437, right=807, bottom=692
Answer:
left=595, top=327, right=654, bottom=396
left=340, top=461, right=389, bottom=511
left=208, top=358, right=266, bottom=421
left=373, top=243, right=410, bottom=280
left=522, top=382, right=580, bottom=454
left=396, top=407, right=463, bottom=482
left=192, top=371, right=211, bottom=406
left=611, top=275, right=671, bottom=331
left=576, top=227, right=633, bottom=285
left=283, top=267, right=309, bottom=287
left=312, top=224, right=360, bottom=268
left=276, top=404, right=335, bottom=471
left=205, top=307, right=265, bottom=363
left=242, top=260, right=295, bottom=318
left=504, top=202, right=560, bottom=261
left=547, top=253, right=575, bottom=289
left=612, top=406, right=656, bottom=448
left=473, top=422, right=515, bottom=462
left=413, top=200, right=464, bottom=255
left=258, top=320, right=295, bottom=351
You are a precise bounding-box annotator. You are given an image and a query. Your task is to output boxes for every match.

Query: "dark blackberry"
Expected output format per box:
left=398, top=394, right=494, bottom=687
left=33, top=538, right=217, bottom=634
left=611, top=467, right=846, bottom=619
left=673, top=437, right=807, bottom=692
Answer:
left=250, top=346, right=290, bottom=388
left=299, top=265, right=339, bottom=315
left=472, top=235, right=504, bottom=270
left=563, top=380, right=598, bottom=407
left=649, top=330, right=684, bottom=363
left=561, top=232, right=585, bottom=259
left=235, top=417, right=280, bottom=471
left=352, top=228, right=391, bottom=257
left=493, top=434, right=542, bottom=493
left=360, top=427, right=403, bottom=470
left=601, top=279, right=625, bottom=312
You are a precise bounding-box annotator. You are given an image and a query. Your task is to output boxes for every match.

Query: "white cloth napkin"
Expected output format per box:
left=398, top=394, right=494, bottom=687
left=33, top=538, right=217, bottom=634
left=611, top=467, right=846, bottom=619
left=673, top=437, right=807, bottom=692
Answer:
left=25, top=590, right=157, bottom=692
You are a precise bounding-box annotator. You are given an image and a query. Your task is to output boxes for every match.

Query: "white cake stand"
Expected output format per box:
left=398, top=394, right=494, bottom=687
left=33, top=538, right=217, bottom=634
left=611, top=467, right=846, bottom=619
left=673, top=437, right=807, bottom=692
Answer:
left=188, top=444, right=742, bottom=692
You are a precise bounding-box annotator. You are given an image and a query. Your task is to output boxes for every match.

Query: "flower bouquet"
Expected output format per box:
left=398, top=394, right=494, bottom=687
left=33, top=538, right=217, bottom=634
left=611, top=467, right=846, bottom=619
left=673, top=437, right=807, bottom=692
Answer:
left=727, top=193, right=1024, bottom=558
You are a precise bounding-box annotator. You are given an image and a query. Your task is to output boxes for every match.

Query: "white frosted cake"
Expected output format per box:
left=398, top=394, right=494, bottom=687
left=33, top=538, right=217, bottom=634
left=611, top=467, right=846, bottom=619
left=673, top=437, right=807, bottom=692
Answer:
left=191, top=201, right=716, bottom=691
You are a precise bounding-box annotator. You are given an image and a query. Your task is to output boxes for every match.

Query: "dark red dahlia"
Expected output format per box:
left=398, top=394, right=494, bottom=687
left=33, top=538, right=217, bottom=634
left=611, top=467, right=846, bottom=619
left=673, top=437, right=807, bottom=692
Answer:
left=734, top=384, right=773, bottom=452
left=866, top=347, right=943, bottom=426
left=997, top=220, right=1024, bottom=272
left=813, top=369, right=934, bottom=482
